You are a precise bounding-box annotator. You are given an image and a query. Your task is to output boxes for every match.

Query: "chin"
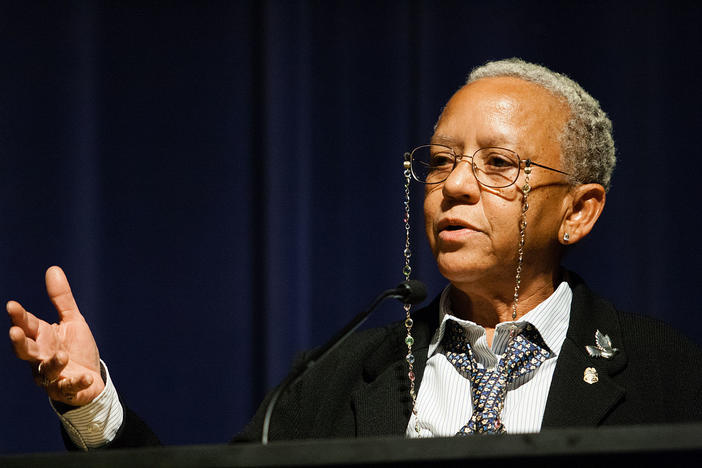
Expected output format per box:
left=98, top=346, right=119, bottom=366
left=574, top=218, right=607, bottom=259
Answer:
left=435, top=254, right=492, bottom=285
left=435, top=247, right=514, bottom=287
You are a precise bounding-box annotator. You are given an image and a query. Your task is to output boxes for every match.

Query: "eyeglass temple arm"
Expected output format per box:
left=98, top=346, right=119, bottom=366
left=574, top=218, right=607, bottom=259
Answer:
left=524, top=159, right=574, bottom=178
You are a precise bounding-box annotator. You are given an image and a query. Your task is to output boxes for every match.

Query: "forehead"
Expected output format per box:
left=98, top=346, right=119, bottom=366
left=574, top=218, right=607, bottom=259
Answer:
left=434, top=76, right=569, bottom=160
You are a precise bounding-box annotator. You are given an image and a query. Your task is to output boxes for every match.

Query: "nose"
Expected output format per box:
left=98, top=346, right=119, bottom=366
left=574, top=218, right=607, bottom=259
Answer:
left=441, top=157, right=481, bottom=203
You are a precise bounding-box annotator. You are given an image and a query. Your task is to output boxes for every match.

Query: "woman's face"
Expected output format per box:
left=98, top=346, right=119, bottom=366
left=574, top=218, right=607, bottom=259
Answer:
left=424, top=76, right=572, bottom=296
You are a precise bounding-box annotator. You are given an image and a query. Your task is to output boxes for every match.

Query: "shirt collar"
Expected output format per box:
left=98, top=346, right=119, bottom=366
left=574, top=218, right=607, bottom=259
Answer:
left=428, top=281, right=572, bottom=358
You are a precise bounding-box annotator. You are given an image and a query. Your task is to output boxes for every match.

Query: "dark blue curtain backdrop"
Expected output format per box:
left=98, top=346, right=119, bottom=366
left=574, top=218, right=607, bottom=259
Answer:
left=2, top=0, right=700, bottom=453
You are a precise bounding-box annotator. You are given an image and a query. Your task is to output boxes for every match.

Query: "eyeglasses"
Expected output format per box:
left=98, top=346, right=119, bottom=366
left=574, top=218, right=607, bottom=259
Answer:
left=406, top=144, right=575, bottom=188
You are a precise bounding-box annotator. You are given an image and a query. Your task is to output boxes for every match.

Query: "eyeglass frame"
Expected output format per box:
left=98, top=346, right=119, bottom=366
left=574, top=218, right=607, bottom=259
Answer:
left=405, top=144, right=577, bottom=188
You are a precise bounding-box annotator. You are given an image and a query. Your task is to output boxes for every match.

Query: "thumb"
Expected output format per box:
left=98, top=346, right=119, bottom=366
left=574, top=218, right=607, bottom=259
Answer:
left=45, top=266, right=82, bottom=321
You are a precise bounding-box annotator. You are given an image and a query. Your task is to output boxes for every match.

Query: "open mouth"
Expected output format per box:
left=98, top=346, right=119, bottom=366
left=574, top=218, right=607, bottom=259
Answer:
left=437, top=218, right=480, bottom=236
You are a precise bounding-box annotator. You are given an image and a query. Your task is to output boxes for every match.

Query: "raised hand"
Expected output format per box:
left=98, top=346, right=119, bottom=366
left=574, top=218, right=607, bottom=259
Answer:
left=7, top=266, right=105, bottom=406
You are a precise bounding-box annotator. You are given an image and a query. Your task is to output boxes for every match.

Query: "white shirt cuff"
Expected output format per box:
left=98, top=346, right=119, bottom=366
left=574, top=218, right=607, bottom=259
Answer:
left=50, top=360, right=124, bottom=450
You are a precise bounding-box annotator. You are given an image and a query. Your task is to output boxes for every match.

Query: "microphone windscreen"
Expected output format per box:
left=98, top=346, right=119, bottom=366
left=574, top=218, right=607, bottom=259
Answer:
left=397, top=280, right=427, bottom=305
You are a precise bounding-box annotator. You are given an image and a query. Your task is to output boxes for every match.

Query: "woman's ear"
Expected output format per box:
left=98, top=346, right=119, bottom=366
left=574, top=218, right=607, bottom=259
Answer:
left=558, top=184, right=606, bottom=245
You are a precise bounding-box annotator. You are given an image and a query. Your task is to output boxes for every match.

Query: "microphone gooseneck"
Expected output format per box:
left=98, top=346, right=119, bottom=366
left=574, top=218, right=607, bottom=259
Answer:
left=261, top=280, right=427, bottom=444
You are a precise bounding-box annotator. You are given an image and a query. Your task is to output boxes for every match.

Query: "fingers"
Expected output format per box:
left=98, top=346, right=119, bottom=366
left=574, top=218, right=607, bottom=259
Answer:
left=8, top=325, right=39, bottom=361
left=8, top=300, right=55, bottom=361
left=49, top=371, right=103, bottom=406
left=45, top=266, right=81, bottom=321
left=7, top=300, right=42, bottom=339
left=30, top=350, right=68, bottom=386
left=41, top=350, right=69, bottom=381
left=55, top=373, right=93, bottom=399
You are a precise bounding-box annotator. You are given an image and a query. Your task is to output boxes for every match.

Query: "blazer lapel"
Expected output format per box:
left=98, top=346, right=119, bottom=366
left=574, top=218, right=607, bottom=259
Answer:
left=542, top=274, right=628, bottom=428
left=348, top=279, right=628, bottom=432
left=351, top=298, right=439, bottom=437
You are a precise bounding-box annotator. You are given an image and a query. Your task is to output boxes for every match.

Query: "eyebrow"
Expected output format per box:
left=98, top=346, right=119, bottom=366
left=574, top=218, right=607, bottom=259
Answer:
left=430, top=133, right=519, bottom=153
left=430, top=134, right=461, bottom=147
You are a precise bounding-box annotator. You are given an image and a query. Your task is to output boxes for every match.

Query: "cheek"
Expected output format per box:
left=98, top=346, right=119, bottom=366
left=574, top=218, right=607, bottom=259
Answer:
left=423, top=189, right=441, bottom=247
left=483, top=197, right=518, bottom=236
left=526, top=201, right=564, bottom=247
left=423, top=197, right=435, bottom=242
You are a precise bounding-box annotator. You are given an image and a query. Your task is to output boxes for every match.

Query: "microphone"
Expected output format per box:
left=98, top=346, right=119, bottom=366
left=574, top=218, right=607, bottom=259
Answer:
left=261, top=280, right=428, bottom=444
left=391, top=279, right=427, bottom=305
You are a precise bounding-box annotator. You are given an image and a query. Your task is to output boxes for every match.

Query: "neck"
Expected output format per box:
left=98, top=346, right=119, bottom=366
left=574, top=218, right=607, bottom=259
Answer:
left=449, top=269, right=562, bottom=346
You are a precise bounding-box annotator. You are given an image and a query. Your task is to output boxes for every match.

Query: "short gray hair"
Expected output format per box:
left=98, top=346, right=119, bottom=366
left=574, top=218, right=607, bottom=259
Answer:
left=467, top=58, right=616, bottom=191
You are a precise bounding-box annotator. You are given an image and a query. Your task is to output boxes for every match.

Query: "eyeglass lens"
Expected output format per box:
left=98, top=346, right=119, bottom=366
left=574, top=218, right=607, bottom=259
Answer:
left=411, top=144, right=520, bottom=188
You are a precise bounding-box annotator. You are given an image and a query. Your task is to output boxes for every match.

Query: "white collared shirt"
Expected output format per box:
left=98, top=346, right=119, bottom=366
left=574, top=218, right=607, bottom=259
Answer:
left=406, top=281, right=572, bottom=437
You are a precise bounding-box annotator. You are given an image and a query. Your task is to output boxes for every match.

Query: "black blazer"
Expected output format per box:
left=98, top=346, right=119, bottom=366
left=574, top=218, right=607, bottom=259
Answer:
left=87, top=273, right=702, bottom=448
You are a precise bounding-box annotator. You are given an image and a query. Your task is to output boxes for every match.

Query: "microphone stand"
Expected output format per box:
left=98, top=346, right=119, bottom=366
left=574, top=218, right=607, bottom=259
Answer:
left=261, top=280, right=426, bottom=444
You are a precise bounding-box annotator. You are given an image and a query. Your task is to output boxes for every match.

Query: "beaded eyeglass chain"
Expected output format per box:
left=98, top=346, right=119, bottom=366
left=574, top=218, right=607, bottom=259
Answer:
left=401, top=159, right=420, bottom=433
left=512, top=163, right=532, bottom=321
left=400, top=157, right=532, bottom=436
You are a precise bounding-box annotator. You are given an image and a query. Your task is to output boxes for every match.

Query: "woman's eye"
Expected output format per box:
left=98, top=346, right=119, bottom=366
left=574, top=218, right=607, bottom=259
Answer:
left=430, top=153, right=454, bottom=167
left=484, top=153, right=515, bottom=169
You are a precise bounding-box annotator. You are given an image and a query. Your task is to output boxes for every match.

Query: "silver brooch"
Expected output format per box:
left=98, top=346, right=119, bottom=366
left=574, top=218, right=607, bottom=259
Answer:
left=585, top=330, right=618, bottom=359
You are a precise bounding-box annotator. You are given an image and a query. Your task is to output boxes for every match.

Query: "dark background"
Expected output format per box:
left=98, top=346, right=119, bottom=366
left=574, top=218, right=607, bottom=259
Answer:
left=1, top=0, right=700, bottom=454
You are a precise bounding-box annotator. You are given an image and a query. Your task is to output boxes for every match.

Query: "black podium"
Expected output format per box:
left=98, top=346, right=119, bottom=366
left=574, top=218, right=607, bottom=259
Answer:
left=3, top=424, right=701, bottom=467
